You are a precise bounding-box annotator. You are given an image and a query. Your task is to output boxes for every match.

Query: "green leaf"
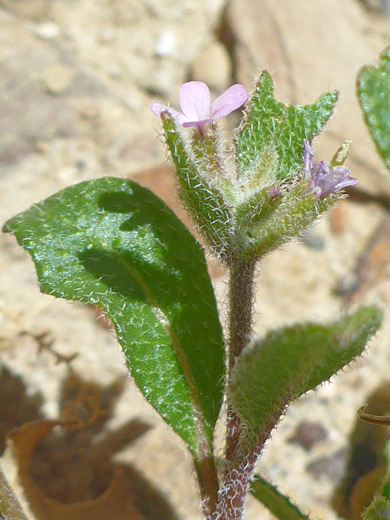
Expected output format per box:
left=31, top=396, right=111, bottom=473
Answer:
left=381, top=443, right=390, bottom=500
left=3, top=177, right=225, bottom=457
left=358, top=46, right=390, bottom=170
left=250, top=475, right=312, bottom=520
left=362, top=495, right=390, bottom=520
left=235, top=71, right=338, bottom=181
left=229, top=306, right=382, bottom=441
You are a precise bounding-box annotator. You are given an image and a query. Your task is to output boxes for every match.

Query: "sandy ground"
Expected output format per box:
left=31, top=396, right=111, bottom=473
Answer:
left=2, top=1, right=390, bottom=519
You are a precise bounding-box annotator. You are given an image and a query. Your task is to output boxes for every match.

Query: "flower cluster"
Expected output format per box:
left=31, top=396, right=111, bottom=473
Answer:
left=151, top=81, right=359, bottom=262
left=303, top=139, right=358, bottom=197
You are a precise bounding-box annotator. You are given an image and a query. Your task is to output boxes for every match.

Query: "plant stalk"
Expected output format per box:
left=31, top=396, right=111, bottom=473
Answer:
left=194, top=454, right=219, bottom=519
left=216, top=254, right=256, bottom=520
left=227, top=255, right=256, bottom=371
left=225, top=255, right=256, bottom=464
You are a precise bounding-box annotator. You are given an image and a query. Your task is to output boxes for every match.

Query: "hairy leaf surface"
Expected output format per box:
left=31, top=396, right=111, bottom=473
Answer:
left=229, top=306, right=382, bottom=440
left=235, top=71, right=338, bottom=180
left=4, top=177, right=225, bottom=457
left=358, top=46, right=390, bottom=170
left=251, top=475, right=311, bottom=520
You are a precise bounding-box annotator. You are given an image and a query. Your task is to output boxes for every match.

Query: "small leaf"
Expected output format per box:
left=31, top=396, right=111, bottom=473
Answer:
left=250, top=475, right=312, bottom=520
left=358, top=46, right=390, bottom=170
left=235, top=71, right=338, bottom=180
left=229, top=306, right=382, bottom=441
left=4, top=177, right=225, bottom=457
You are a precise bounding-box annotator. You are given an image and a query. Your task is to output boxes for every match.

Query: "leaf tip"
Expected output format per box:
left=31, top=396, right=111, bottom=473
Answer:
left=2, top=220, right=12, bottom=234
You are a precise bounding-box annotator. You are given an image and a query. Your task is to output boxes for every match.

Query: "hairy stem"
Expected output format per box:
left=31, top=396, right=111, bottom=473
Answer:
left=0, top=464, right=29, bottom=520
left=217, top=255, right=256, bottom=520
left=226, top=255, right=256, bottom=463
left=216, top=426, right=274, bottom=520
left=227, top=256, right=256, bottom=369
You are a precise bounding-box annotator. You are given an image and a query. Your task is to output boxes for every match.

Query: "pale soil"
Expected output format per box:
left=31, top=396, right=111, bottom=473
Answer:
left=1, top=1, right=390, bottom=519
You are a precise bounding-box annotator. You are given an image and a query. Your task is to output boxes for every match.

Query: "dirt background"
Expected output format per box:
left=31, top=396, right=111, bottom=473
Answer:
left=2, top=0, right=390, bottom=519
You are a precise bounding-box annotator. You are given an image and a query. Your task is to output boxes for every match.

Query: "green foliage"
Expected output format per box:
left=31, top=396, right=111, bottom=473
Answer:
left=161, top=113, right=233, bottom=258
left=250, top=475, right=311, bottom=520
left=3, top=177, right=225, bottom=458
left=229, top=306, right=382, bottom=442
left=237, top=182, right=335, bottom=259
left=159, top=78, right=344, bottom=264
left=364, top=441, right=390, bottom=518
left=363, top=495, right=390, bottom=519
left=358, top=46, right=390, bottom=170
left=381, top=443, right=390, bottom=500
left=235, top=71, right=338, bottom=181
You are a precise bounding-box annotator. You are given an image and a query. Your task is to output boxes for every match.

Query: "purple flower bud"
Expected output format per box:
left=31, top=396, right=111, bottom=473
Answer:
left=303, top=139, right=358, bottom=197
left=151, top=81, right=248, bottom=130
left=267, top=184, right=281, bottom=198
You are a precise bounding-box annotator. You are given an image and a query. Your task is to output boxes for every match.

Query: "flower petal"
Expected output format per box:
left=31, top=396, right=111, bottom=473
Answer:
left=150, top=103, right=186, bottom=124
left=310, top=162, right=358, bottom=197
left=179, top=81, right=211, bottom=121
left=210, top=84, right=248, bottom=119
left=150, top=102, right=168, bottom=116
left=182, top=118, right=213, bottom=129
left=303, top=139, right=358, bottom=197
left=303, top=139, right=314, bottom=176
left=328, top=166, right=359, bottom=193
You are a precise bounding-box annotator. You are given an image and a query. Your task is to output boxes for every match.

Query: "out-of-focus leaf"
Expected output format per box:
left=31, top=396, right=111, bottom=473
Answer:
left=3, top=177, right=225, bottom=457
left=0, top=465, right=29, bottom=520
left=381, top=443, right=390, bottom=500
left=362, top=495, right=390, bottom=520
left=357, top=46, right=390, bottom=170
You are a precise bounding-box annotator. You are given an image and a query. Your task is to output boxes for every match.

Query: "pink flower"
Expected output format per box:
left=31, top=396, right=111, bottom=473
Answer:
left=151, top=81, right=248, bottom=130
left=303, top=140, right=358, bottom=197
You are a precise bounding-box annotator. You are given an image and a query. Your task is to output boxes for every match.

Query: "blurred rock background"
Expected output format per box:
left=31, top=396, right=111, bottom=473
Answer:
left=2, top=1, right=390, bottom=519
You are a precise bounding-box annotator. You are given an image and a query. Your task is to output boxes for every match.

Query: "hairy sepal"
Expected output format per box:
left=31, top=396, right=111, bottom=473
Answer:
left=236, top=182, right=337, bottom=260
left=229, top=306, right=382, bottom=445
left=235, top=71, right=338, bottom=182
left=161, top=112, right=233, bottom=258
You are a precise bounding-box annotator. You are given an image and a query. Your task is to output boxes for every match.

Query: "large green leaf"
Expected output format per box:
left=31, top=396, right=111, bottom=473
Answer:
left=3, top=177, right=225, bottom=457
left=250, top=475, right=311, bottom=520
left=229, top=306, right=382, bottom=441
left=235, top=71, right=338, bottom=180
left=358, top=46, right=390, bottom=170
